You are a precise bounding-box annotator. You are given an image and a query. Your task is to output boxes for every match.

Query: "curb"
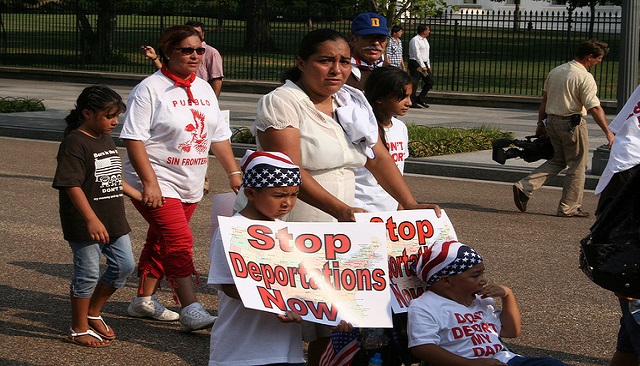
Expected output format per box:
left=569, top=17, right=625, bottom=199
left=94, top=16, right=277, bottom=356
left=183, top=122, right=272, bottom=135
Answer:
left=0, top=125, right=598, bottom=190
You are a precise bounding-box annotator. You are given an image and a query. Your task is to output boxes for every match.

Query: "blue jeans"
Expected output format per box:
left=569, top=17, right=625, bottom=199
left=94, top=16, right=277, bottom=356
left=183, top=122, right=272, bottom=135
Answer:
left=69, top=234, right=135, bottom=298
left=508, top=356, right=567, bottom=366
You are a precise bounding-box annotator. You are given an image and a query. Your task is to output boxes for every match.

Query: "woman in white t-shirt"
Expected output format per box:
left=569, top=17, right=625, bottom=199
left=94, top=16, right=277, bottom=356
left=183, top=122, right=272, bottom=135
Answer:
left=252, top=28, right=440, bottom=366
left=120, top=25, right=241, bottom=332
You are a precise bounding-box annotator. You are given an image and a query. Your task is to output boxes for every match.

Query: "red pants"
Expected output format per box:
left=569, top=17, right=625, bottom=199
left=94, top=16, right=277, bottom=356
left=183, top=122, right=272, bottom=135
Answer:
left=132, top=198, right=198, bottom=285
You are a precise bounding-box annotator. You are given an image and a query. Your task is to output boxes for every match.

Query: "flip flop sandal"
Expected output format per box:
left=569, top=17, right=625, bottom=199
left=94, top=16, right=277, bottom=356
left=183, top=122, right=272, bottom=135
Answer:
left=67, top=328, right=110, bottom=348
left=87, top=315, right=116, bottom=340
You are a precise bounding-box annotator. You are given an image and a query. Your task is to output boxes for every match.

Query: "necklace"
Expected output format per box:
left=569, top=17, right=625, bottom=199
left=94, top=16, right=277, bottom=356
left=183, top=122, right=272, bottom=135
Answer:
left=77, top=127, right=99, bottom=139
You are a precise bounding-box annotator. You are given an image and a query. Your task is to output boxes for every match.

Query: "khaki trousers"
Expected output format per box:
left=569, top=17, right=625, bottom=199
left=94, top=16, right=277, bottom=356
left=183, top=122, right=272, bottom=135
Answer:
left=515, top=115, right=589, bottom=216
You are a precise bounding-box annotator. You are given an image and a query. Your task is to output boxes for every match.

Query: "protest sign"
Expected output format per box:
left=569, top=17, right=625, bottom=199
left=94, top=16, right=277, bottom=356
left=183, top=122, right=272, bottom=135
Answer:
left=208, top=192, right=236, bottom=260
left=355, top=209, right=457, bottom=313
left=217, top=216, right=393, bottom=327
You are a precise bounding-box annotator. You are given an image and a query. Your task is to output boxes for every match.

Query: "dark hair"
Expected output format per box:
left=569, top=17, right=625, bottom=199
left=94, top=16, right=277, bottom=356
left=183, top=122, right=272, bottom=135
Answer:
left=157, top=25, right=201, bottom=64
left=185, top=20, right=205, bottom=32
left=185, top=20, right=205, bottom=40
left=364, top=65, right=413, bottom=149
left=281, top=29, right=349, bottom=83
left=575, top=38, right=609, bottom=59
left=416, top=24, right=429, bottom=34
left=64, top=85, right=126, bottom=136
left=390, top=25, right=403, bottom=34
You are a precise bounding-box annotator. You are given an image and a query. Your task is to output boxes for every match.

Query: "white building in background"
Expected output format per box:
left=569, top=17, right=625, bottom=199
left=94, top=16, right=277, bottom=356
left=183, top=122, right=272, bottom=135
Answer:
left=438, top=1, right=621, bottom=33
left=445, top=0, right=621, bottom=14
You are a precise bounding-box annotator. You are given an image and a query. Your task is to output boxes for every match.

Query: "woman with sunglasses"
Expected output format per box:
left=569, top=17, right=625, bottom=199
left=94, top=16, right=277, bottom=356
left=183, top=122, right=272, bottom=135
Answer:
left=120, top=25, right=241, bottom=332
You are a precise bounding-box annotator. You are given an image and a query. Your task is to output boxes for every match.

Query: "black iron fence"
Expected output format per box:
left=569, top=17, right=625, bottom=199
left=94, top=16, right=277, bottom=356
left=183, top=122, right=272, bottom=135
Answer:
left=0, top=1, right=627, bottom=99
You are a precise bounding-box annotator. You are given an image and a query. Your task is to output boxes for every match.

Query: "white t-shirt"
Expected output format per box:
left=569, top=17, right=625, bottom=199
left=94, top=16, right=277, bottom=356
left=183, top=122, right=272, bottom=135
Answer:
left=120, top=70, right=231, bottom=203
left=208, top=213, right=305, bottom=366
left=354, top=117, right=409, bottom=212
left=408, top=291, right=518, bottom=363
left=595, top=86, right=640, bottom=195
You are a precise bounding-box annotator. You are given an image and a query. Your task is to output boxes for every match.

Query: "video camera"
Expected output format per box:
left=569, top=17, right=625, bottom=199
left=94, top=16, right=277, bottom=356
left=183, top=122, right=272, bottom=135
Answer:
left=492, top=135, right=554, bottom=165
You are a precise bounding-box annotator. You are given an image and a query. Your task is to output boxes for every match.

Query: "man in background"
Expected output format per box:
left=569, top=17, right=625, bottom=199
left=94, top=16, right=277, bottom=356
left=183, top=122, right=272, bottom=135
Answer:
left=387, top=24, right=406, bottom=71
left=513, top=39, right=614, bottom=217
left=346, top=12, right=389, bottom=90
left=408, top=24, right=434, bottom=108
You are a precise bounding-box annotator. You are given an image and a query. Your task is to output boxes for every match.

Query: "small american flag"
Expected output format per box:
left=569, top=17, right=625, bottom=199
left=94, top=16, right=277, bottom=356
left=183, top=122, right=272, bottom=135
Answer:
left=318, top=329, right=361, bottom=366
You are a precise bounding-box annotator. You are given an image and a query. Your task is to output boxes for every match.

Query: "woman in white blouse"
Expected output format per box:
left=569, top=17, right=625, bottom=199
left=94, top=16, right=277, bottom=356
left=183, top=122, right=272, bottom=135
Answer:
left=254, top=29, right=439, bottom=223
left=251, top=28, right=440, bottom=365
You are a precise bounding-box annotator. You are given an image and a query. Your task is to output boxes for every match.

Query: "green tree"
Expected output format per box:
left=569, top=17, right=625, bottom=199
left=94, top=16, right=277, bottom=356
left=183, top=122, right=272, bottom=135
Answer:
left=364, top=0, right=452, bottom=26
left=568, top=0, right=622, bottom=37
left=244, top=0, right=276, bottom=51
left=68, top=0, right=118, bottom=64
left=490, top=0, right=522, bottom=32
left=490, top=0, right=621, bottom=34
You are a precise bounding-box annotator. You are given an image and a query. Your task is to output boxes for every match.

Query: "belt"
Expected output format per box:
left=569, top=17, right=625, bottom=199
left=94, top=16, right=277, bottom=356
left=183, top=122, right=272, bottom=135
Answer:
left=548, top=114, right=575, bottom=120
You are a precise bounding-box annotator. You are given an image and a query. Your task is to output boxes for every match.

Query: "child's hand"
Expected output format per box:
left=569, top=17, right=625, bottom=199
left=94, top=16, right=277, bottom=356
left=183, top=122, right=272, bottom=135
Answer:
left=478, top=284, right=508, bottom=299
left=87, top=218, right=109, bottom=244
left=129, top=190, right=143, bottom=202
left=276, top=311, right=302, bottom=324
left=329, top=320, right=353, bottom=333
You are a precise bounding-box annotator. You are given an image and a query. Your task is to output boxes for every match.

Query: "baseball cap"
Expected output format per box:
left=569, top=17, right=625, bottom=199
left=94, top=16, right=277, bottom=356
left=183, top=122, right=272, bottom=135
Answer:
left=351, top=12, right=388, bottom=36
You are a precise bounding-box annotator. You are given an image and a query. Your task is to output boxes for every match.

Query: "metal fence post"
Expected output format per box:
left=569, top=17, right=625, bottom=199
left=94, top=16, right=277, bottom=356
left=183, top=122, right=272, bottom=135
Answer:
left=618, top=0, right=640, bottom=108
left=565, top=6, right=574, bottom=61
left=452, top=19, right=458, bottom=91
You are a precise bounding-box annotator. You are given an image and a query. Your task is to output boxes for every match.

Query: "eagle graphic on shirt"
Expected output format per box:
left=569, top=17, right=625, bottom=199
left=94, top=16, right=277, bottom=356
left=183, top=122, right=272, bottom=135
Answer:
left=178, top=109, right=209, bottom=154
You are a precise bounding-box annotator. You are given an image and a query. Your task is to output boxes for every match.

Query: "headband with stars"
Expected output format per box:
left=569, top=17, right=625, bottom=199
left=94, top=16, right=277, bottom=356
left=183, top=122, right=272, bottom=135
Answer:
left=240, top=150, right=301, bottom=188
left=416, top=240, right=483, bottom=286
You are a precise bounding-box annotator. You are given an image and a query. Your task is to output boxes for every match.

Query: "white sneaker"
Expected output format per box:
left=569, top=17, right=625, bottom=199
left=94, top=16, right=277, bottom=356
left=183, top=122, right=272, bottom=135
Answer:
left=127, top=295, right=180, bottom=321
left=179, top=302, right=217, bottom=332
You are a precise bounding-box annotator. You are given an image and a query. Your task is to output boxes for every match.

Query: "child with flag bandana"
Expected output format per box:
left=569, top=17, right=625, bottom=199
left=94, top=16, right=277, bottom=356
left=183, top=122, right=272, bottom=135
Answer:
left=208, top=150, right=306, bottom=366
left=408, top=241, right=567, bottom=366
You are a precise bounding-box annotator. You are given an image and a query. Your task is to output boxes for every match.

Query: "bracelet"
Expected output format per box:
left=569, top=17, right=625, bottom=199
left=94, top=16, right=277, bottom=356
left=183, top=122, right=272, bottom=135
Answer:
left=151, top=56, right=158, bottom=61
left=227, top=171, right=242, bottom=178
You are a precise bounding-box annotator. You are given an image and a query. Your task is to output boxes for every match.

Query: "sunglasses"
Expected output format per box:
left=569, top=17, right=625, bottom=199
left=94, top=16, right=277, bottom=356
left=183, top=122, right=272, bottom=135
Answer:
left=174, top=47, right=206, bottom=55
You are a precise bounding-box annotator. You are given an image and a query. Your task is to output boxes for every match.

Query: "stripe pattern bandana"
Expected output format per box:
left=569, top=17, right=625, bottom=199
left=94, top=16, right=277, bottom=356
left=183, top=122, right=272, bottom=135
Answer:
left=240, top=150, right=301, bottom=188
left=416, top=240, right=483, bottom=286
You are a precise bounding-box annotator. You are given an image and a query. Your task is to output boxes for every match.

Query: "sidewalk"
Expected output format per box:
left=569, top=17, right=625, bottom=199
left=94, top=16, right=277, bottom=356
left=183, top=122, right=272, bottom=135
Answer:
left=0, top=75, right=615, bottom=189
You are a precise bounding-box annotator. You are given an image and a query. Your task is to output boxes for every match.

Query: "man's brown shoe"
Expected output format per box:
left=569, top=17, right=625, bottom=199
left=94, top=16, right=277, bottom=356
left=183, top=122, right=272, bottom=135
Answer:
left=558, top=209, right=590, bottom=218
left=512, top=185, right=529, bottom=212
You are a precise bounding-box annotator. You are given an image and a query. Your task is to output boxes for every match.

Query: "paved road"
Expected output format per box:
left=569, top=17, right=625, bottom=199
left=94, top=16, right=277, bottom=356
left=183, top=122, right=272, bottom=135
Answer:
left=0, top=136, right=619, bottom=366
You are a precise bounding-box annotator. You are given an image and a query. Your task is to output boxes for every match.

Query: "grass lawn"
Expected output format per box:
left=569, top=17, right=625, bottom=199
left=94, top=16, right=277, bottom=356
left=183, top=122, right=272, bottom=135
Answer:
left=231, top=125, right=513, bottom=158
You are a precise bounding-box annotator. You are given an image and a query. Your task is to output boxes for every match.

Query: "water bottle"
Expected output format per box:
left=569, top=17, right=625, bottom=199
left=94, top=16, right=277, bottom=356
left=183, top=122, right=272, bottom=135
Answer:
left=368, top=352, right=383, bottom=366
left=629, top=299, right=640, bottom=325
